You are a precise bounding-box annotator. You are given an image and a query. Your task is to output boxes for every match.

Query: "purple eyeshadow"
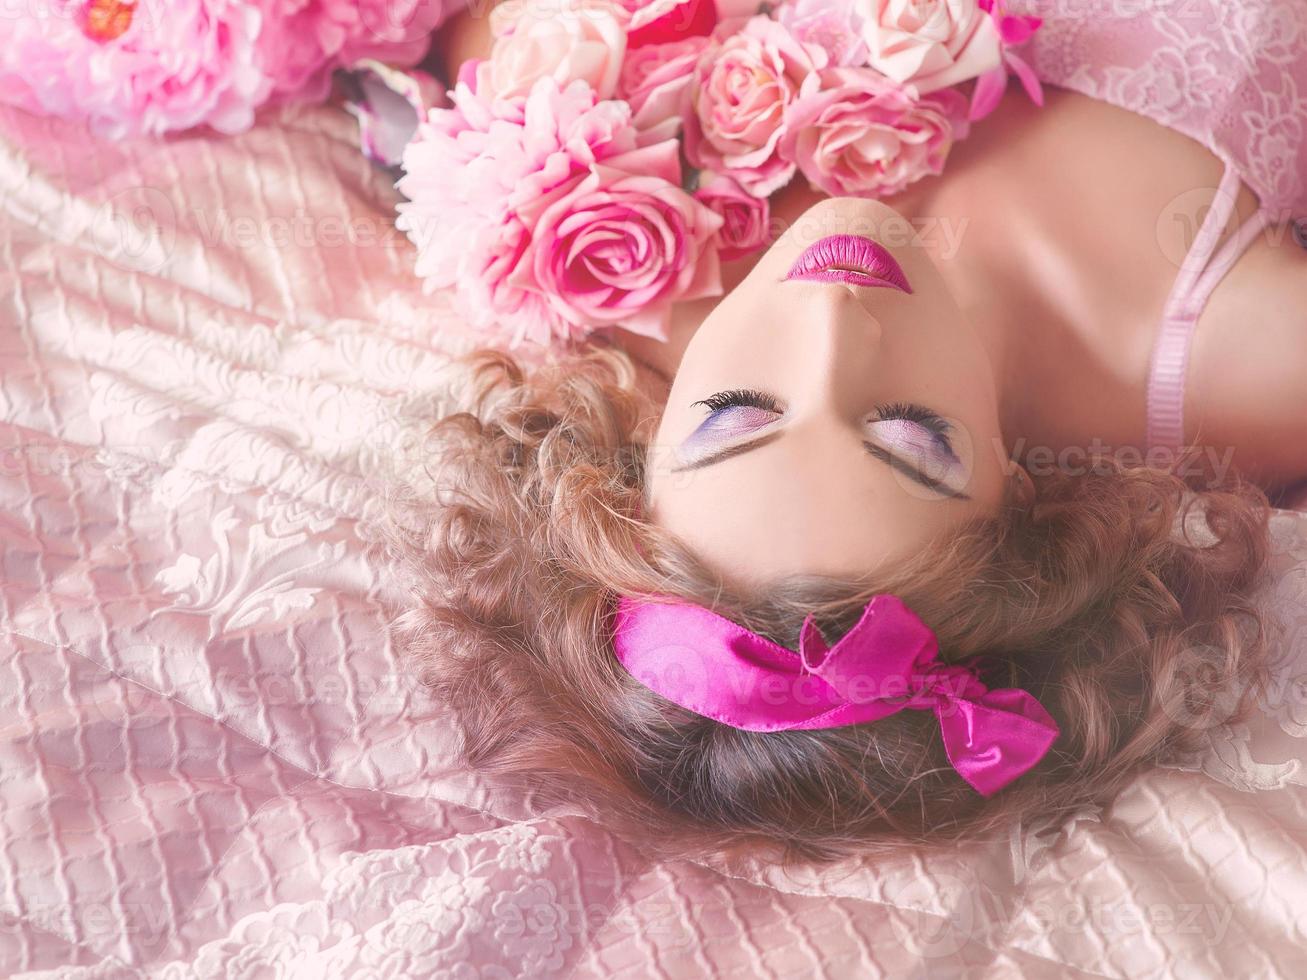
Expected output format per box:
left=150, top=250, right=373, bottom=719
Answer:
left=675, top=403, right=963, bottom=490
left=678, top=406, right=779, bottom=461
left=868, top=418, right=960, bottom=482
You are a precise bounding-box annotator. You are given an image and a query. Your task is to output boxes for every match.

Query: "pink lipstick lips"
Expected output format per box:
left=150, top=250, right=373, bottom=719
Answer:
left=785, top=234, right=912, bottom=293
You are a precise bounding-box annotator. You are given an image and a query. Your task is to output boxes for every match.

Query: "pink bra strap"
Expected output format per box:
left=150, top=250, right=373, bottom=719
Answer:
left=1145, top=164, right=1270, bottom=452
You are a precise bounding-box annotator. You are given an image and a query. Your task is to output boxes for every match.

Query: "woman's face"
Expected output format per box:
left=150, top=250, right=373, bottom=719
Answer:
left=646, top=197, right=1011, bottom=590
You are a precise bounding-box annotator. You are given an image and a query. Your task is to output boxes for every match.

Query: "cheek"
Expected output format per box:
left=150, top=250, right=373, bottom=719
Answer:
left=683, top=303, right=763, bottom=364
left=896, top=306, right=999, bottom=403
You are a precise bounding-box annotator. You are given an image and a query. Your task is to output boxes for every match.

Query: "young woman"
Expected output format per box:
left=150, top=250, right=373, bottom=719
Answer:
left=391, top=1, right=1307, bottom=862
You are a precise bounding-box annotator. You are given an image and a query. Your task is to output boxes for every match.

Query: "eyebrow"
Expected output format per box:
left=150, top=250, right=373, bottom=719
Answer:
left=669, top=430, right=972, bottom=501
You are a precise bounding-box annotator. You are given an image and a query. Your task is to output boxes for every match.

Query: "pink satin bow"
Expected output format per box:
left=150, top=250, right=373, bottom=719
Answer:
left=612, top=593, right=1060, bottom=796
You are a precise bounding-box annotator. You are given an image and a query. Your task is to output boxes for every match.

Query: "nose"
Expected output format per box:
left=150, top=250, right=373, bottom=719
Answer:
left=789, top=285, right=887, bottom=421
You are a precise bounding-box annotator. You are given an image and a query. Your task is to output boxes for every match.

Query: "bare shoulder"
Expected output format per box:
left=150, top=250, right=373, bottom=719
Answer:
left=1188, top=223, right=1307, bottom=491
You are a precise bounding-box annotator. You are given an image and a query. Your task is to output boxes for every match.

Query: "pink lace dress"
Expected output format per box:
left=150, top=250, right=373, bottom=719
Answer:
left=1017, top=0, right=1307, bottom=452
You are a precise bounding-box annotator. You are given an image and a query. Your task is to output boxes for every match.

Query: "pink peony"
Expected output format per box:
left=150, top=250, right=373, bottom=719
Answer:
left=618, top=36, right=709, bottom=144
left=0, top=0, right=444, bottom=137
left=397, top=76, right=657, bottom=344
left=510, top=141, right=724, bottom=341
left=476, top=0, right=628, bottom=101
left=256, top=0, right=444, bottom=103
left=855, top=0, right=1003, bottom=93
left=399, top=73, right=639, bottom=223
left=682, top=15, right=829, bottom=198
left=0, top=0, right=271, bottom=138
left=780, top=66, right=971, bottom=198
left=693, top=171, right=771, bottom=261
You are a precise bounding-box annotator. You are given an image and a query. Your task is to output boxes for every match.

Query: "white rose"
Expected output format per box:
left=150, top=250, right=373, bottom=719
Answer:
left=477, top=0, right=628, bottom=100
left=857, top=0, right=1003, bottom=93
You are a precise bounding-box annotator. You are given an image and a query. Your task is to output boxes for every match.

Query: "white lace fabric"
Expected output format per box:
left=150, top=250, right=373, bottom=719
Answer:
left=3, top=76, right=1307, bottom=980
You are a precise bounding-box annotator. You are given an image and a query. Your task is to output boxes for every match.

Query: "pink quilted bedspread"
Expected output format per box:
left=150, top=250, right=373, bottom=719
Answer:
left=3, top=100, right=1307, bottom=980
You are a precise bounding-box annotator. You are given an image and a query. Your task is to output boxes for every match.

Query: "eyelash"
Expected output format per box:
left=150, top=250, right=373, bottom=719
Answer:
left=692, top=388, right=783, bottom=414
left=874, top=400, right=955, bottom=447
left=692, top=389, right=955, bottom=453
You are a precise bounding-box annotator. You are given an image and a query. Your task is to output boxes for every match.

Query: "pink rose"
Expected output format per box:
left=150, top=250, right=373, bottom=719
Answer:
left=777, top=0, right=869, bottom=67
left=511, top=141, right=724, bottom=340
left=618, top=36, right=710, bottom=143
left=693, top=172, right=771, bottom=261
left=856, top=0, right=1003, bottom=93
left=477, top=0, right=628, bottom=101
left=683, top=16, right=829, bottom=198
left=780, top=67, right=971, bottom=198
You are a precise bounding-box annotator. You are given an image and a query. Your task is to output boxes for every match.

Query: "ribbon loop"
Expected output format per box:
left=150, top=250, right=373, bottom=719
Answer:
left=802, top=595, right=940, bottom=703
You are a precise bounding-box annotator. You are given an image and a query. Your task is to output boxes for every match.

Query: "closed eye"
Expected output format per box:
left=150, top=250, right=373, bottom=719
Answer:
left=671, top=389, right=970, bottom=500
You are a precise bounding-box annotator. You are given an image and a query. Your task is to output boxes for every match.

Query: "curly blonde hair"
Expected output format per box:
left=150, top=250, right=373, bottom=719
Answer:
left=386, top=344, right=1274, bottom=865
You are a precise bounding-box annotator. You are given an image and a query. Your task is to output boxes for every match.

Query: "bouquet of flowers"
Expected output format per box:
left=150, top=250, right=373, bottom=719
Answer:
left=0, top=0, right=445, bottom=137
left=395, top=0, right=1043, bottom=347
